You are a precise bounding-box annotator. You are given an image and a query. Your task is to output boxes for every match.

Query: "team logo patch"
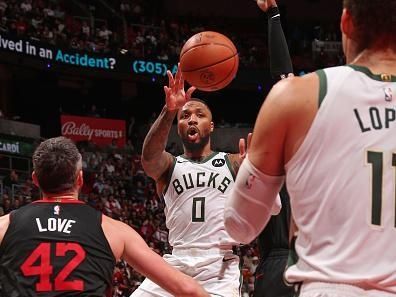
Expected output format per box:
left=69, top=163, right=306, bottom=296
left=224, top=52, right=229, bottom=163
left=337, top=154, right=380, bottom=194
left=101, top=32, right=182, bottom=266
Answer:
left=54, top=205, right=60, bottom=215
left=212, top=158, right=225, bottom=167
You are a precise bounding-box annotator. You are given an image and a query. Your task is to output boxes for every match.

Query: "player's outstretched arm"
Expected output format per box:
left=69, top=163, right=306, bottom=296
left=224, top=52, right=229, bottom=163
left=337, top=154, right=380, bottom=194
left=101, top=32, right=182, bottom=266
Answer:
left=225, top=78, right=293, bottom=244
left=141, top=66, right=195, bottom=183
left=103, top=216, right=209, bottom=297
left=256, top=0, right=293, bottom=79
left=225, top=73, right=318, bottom=244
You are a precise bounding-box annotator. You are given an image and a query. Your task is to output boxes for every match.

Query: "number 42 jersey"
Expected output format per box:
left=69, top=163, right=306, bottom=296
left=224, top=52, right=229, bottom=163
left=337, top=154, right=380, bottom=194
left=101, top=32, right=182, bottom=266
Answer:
left=0, top=200, right=115, bottom=297
left=163, top=152, right=238, bottom=249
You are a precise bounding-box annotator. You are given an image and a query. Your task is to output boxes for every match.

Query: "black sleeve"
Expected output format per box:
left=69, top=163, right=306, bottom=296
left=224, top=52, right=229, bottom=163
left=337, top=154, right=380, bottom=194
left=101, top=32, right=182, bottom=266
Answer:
left=267, top=6, right=293, bottom=80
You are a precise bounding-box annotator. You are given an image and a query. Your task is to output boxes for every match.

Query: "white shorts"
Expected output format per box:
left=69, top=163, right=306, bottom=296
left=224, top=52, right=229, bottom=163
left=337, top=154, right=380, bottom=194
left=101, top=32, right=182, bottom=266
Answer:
left=130, top=248, right=241, bottom=297
left=300, top=282, right=396, bottom=297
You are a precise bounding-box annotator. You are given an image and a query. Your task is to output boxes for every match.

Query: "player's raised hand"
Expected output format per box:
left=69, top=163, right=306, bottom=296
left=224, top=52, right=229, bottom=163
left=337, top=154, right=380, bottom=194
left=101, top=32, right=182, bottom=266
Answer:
left=164, top=64, right=196, bottom=111
left=238, top=132, right=252, bottom=160
left=256, top=0, right=277, bottom=12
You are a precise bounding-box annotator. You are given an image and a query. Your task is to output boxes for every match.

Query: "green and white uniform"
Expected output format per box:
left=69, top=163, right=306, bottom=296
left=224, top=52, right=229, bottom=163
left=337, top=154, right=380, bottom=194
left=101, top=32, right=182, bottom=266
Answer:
left=285, top=65, right=396, bottom=296
left=132, top=152, right=241, bottom=297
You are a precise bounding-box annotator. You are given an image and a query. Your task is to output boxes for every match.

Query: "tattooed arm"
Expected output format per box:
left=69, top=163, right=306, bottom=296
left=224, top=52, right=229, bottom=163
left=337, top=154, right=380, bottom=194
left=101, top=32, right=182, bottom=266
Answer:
left=141, top=67, right=195, bottom=192
left=141, top=105, right=177, bottom=183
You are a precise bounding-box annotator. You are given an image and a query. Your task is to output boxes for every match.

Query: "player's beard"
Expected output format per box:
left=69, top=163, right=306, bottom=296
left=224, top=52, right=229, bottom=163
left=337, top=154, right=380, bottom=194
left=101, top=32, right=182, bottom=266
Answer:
left=182, top=133, right=210, bottom=153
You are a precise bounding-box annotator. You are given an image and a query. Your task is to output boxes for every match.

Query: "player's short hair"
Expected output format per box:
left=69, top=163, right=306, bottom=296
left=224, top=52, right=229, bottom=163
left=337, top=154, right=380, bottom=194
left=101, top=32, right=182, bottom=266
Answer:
left=178, top=98, right=213, bottom=120
left=33, top=136, right=81, bottom=193
left=344, top=0, right=396, bottom=50
left=189, top=98, right=211, bottom=109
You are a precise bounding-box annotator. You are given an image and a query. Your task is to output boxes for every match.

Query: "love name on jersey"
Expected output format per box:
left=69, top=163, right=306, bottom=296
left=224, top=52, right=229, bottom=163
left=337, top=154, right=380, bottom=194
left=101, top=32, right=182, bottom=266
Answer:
left=36, top=218, right=76, bottom=234
left=354, top=106, right=396, bottom=133
left=172, top=171, right=231, bottom=194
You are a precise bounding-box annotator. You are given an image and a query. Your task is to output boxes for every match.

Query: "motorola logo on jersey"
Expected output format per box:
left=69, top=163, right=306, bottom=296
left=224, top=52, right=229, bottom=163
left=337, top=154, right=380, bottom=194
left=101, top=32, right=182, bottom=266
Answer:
left=212, top=159, right=225, bottom=167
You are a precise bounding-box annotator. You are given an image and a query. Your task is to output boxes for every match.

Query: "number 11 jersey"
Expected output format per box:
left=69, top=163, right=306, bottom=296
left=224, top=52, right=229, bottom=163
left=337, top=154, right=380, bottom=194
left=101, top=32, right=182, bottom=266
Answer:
left=285, top=65, right=396, bottom=292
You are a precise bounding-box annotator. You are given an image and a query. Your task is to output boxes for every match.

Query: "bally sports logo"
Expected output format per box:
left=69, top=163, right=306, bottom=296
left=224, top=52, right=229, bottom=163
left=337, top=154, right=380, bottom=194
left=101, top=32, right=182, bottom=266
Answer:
left=61, top=115, right=126, bottom=147
left=62, top=122, right=123, bottom=140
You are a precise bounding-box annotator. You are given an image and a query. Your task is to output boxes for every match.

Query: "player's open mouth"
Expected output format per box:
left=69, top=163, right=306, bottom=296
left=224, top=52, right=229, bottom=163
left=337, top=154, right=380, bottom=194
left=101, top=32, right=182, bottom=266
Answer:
left=187, top=127, right=199, bottom=141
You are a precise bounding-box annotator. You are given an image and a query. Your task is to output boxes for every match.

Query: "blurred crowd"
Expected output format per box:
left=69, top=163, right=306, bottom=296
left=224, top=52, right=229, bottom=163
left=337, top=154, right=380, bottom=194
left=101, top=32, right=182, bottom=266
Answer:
left=0, top=0, right=343, bottom=72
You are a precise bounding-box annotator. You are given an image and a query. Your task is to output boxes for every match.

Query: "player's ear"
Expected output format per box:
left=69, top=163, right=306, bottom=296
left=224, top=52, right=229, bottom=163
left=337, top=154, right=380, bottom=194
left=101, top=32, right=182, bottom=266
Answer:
left=76, top=170, right=84, bottom=189
left=32, top=171, right=39, bottom=188
left=340, top=8, right=354, bottom=39
left=210, top=121, right=214, bottom=132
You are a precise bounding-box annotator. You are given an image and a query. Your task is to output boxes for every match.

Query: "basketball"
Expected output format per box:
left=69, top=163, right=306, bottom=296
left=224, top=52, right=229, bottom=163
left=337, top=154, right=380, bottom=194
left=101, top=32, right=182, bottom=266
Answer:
left=179, top=31, right=239, bottom=92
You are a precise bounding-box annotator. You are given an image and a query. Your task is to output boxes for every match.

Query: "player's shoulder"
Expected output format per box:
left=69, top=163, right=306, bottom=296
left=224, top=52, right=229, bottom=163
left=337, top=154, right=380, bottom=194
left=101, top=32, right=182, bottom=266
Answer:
left=265, top=72, right=319, bottom=111
left=0, top=214, right=10, bottom=243
left=102, top=214, right=130, bottom=234
left=274, top=72, right=318, bottom=93
left=258, top=71, right=324, bottom=130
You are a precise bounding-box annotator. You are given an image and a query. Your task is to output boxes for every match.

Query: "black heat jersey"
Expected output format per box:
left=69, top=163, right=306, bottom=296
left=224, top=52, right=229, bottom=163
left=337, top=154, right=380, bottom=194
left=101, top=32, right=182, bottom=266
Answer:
left=0, top=200, right=115, bottom=297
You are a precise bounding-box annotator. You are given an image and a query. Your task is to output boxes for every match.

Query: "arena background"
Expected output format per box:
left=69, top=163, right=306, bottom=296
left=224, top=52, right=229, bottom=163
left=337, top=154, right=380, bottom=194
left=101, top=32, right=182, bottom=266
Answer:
left=0, top=0, right=342, bottom=296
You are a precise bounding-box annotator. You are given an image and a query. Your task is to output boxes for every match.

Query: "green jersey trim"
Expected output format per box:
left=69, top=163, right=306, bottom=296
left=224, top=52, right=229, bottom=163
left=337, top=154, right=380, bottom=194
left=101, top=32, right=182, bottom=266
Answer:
left=180, top=151, right=219, bottom=164
left=316, top=69, right=327, bottom=107
left=163, top=156, right=177, bottom=195
left=348, top=64, right=396, bottom=82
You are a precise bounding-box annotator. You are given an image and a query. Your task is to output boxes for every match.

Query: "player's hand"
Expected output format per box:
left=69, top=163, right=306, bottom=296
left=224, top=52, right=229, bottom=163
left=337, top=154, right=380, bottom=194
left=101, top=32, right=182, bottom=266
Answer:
left=256, top=0, right=277, bottom=12
left=238, top=132, right=252, bottom=161
left=164, top=64, right=196, bottom=111
left=280, top=73, right=295, bottom=80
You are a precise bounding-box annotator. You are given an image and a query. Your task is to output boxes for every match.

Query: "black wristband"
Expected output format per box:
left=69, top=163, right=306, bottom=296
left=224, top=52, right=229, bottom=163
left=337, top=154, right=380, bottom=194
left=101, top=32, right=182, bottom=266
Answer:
left=267, top=6, right=280, bottom=19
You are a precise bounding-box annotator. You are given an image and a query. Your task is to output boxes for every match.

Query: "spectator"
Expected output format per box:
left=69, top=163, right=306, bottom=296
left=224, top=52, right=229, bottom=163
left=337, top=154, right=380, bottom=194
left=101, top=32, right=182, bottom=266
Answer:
left=81, top=20, right=90, bottom=37
left=2, top=170, right=19, bottom=191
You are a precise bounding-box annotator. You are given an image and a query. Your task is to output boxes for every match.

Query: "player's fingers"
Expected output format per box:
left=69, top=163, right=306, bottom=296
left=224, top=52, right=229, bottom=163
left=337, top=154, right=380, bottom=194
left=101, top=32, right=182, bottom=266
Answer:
left=164, top=86, right=171, bottom=102
left=186, top=86, right=197, bottom=101
left=164, top=86, right=170, bottom=96
left=239, top=138, right=246, bottom=156
left=164, top=86, right=175, bottom=109
left=175, top=63, right=182, bottom=86
left=178, top=74, right=185, bottom=91
left=167, top=70, right=175, bottom=88
left=247, top=133, right=253, bottom=150
left=256, top=0, right=268, bottom=11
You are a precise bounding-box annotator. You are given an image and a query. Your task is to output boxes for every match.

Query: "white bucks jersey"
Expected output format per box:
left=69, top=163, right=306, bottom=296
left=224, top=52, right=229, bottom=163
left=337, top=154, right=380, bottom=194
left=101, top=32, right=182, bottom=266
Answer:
left=285, top=65, right=396, bottom=291
left=163, top=152, right=237, bottom=249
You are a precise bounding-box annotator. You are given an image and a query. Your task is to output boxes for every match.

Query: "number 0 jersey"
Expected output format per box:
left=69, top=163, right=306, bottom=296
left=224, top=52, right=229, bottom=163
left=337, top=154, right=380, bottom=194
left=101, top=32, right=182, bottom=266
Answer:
left=285, top=65, right=396, bottom=292
left=0, top=200, right=115, bottom=297
left=163, top=152, right=238, bottom=249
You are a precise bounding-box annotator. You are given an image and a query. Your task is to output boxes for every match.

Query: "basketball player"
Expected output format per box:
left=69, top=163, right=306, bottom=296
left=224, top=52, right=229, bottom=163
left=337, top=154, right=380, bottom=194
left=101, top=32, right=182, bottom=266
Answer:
left=131, top=66, right=281, bottom=296
left=225, top=0, right=396, bottom=296
left=252, top=1, right=295, bottom=297
left=0, top=137, right=209, bottom=297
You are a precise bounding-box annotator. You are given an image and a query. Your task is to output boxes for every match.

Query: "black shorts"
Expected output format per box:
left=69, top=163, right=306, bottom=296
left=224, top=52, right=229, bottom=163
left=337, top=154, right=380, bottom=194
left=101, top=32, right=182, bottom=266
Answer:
left=253, top=249, right=294, bottom=297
